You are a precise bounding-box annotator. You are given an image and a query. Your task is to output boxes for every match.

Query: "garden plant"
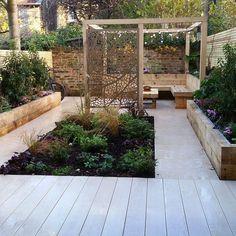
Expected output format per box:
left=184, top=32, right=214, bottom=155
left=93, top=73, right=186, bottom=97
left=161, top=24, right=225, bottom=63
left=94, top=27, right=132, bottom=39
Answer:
left=0, top=51, right=52, bottom=113
left=0, top=107, right=155, bottom=177
left=194, top=43, right=236, bottom=143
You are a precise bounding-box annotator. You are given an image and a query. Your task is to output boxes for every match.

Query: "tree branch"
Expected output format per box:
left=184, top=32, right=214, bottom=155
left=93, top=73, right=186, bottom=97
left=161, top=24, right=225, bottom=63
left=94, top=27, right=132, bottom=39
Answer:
left=0, top=0, right=7, bottom=9
left=0, top=30, right=9, bottom=34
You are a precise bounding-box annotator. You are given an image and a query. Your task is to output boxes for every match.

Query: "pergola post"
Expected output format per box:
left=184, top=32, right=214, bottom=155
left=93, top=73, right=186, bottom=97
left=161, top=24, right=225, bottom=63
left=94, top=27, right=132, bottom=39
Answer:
left=138, top=23, right=144, bottom=111
left=199, top=20, right=208, bottom=81
left=185, top=32, right=190, bottom=73
left=82, top=22, right=90, bottom=111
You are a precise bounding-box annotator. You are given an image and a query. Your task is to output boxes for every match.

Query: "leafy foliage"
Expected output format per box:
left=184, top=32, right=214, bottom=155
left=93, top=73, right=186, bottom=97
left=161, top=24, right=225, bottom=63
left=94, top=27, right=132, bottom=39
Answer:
left=77, top=152, right=114, bottom=173
left=54, top=121, right=86, bottom=143
left=144, top=33, right=185, bottom=49
left=208, top=0, right=236, bottom=35
left=120, top=113, right=154, bottom=140
left=0, top=52, right=49, bottom=104
left=77, top=152, right=99, bottom=169
left=21, top=25, right=82, bottom=51
left=49, top=142, right=70, bottom=163
left=99, top=154, right=114, bottom=173
left=118, top=147, right=155, bottom=176
left=0, top=96, right=11, bottom=113
left=80, top=135, right=108, bottom=153
left=25, top=161, right=50, bottom=174
left=52, top=166, right=73, bottom=176
left=195, top=44, right=236, bottom=122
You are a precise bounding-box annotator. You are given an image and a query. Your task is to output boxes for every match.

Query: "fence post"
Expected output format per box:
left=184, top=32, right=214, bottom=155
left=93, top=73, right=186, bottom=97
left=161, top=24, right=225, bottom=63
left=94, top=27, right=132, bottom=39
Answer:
left=199, top=20, right=208, bottom=81
left=138, top=24, right=144, bottom=111
left=185, top=32, right=190, bottom=73
left=83, top=21, right=90, bottom=111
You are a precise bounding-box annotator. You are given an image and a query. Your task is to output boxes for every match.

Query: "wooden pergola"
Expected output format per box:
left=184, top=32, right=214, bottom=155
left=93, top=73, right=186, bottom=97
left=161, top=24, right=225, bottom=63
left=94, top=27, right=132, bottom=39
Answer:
left=83, top=17, right=208, bottom=110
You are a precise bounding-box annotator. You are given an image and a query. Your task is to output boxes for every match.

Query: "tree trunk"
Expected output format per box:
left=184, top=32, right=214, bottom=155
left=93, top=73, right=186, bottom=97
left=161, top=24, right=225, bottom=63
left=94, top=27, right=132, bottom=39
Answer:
left=7, top=0, right=20, bottom=50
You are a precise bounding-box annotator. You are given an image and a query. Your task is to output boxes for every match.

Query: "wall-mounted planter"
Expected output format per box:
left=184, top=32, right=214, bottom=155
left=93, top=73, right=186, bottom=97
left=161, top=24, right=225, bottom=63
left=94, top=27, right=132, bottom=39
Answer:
left=0, top=92, right=61, bottom=137
left=187, top=100, right=236, bottom=180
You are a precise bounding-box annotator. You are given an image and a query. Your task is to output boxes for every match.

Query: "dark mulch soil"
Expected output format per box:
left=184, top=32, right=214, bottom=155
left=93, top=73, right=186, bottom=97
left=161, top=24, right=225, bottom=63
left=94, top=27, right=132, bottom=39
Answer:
left=0, top=117, right=155, bottom=177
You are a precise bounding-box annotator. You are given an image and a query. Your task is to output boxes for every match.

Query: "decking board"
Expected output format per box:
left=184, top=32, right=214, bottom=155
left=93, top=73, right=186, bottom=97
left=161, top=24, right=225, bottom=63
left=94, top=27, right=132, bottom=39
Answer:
left=0, top=175, right=234, bottom=236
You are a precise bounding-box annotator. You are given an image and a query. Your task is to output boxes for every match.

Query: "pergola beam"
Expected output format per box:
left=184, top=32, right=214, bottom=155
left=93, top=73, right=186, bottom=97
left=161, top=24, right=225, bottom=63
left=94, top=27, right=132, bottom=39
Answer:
left=83, top=17, right=207, bottom=25
left=186, top=22, right=201, bottom=32
left=144, top=28, right=188, bottom=33
left=89, top=24, right=103, bottom=30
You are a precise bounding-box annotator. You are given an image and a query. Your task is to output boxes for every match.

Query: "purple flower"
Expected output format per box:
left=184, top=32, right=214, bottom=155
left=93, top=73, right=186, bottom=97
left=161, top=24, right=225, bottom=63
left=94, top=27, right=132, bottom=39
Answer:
left=206, top=109, right=218, bottom=120
left=39, top=90, right=53, bottom=97
left=144, top=67, right=150, bottom=74
left=194, top=99, right=205, bottom=108
left=224, top=127, right=233, bottom=136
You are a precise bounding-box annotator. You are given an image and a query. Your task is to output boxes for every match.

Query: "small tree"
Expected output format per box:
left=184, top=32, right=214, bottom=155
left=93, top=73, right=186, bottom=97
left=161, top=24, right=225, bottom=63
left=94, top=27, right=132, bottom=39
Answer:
left=0, top=0, right=20, bottom=49
left=58, top=0, right=119, bottom=22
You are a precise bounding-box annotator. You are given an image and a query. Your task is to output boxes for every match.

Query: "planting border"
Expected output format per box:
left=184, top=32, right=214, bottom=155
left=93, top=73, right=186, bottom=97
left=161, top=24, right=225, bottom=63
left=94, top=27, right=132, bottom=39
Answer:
left=187, top=100, right=236, bottom=180
left=0, top=92, right=61, bottom=137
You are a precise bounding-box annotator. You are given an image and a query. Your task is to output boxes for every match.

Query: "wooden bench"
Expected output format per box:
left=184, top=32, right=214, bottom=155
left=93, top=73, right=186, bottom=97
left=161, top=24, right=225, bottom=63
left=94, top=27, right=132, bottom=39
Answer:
left=171, top=85, right=193, bottom=109
left=143, top=88, right=159, bottom=108
left=144, top=85, right=194, bottom=109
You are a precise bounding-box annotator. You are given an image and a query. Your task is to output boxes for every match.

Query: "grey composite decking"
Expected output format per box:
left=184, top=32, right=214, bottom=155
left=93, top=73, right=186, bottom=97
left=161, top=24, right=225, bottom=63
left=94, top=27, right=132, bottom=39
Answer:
left=0, top=175, right=235, bottom=236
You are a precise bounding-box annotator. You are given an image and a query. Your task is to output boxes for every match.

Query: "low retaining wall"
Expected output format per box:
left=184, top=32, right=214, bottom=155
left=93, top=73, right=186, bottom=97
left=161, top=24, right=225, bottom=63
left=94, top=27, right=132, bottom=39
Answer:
left=187, top=100, right=236, bottom=180
left=0, top=92, right=61, bottom=137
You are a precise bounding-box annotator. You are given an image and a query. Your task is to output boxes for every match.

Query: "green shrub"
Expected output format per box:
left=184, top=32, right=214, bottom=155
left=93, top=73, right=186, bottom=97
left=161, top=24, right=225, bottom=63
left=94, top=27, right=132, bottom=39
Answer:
left=25, top=161, right=50, bottom=174
left=77, top=152, right=99, bottom=169
left=194, top=43, right=236, bottom=122
left=120, top=113, right=154, bottom=139
left=49, top=142, right=70, bottom=163
left=80, top=135, right=108, bottom=153
left=194, top=77, right=218, bottom=100
left=22, top=25, right=82, bottom=51
left=99, top=154, right=114, bottom=173
left=0, top=52, right=49, bottom=104
left=77, top=152, right=114, bottom=172
left=54, top=122, right=86, bottom=143
left=144, top=32, right=185, bottom=49
left=52, top=166, right=73, bottom=176
left=0, top=96, right=11, bottom=113
left=22, top=32, right=57, bottom=51
left=118, top=147, right=155, bottom=176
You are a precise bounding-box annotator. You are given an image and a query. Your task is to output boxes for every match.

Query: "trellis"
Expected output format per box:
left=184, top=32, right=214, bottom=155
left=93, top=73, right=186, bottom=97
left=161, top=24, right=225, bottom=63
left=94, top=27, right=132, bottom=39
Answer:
left=83, top=17, right=208, bottom=110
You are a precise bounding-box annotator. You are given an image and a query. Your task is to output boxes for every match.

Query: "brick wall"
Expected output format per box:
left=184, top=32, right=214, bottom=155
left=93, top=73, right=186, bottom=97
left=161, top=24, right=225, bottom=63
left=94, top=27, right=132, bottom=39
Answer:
left=144, top=47, right=185, bottom=74
left=52, top=46, right=185, bottom=95
left=52, top=47, right=84, bottom=96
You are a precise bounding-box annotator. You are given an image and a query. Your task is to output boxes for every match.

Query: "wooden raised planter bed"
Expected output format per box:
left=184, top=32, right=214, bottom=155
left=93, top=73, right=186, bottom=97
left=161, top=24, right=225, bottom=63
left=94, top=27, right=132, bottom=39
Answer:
left=187, top=100, right=236, bottom=180
left=0, top=92, right=61, bottom=137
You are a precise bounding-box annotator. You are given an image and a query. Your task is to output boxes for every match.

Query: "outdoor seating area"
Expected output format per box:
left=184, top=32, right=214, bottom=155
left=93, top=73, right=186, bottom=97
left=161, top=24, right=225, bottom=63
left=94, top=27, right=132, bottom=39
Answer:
left=0, top=0, right=236, bottom=235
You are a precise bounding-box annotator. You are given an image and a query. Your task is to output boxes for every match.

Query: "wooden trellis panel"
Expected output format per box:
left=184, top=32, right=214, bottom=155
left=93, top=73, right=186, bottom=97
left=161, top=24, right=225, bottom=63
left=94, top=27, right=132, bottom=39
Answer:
left=86, top=28, right=139, bottom=108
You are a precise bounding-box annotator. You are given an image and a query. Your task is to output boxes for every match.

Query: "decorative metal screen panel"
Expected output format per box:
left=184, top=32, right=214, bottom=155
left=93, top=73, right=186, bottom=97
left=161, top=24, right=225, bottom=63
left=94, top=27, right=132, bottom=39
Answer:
left=87, top=28, right=138, bottom=107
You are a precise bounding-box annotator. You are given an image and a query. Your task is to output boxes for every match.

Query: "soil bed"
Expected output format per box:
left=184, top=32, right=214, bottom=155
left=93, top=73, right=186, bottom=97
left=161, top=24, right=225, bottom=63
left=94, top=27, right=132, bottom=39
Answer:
left=0, top=114, right=155, bottom=178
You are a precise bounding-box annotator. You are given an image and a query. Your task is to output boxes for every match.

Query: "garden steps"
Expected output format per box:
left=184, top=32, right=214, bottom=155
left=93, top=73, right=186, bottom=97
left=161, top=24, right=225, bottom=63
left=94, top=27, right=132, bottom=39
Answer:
left=0, top=175, right=234, bottom=236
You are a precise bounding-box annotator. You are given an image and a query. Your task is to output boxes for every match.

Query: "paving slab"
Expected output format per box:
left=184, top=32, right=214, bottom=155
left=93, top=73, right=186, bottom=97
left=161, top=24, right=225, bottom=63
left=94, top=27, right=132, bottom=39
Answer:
left=148, top=100, right=218, bottom=179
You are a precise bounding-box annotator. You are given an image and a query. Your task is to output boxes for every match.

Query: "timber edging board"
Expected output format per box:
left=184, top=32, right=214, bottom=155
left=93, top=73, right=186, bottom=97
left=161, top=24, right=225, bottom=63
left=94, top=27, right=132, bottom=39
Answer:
left=0, top=92, right=61, bottom=137
left=187, top=100, right=236, bottom=180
